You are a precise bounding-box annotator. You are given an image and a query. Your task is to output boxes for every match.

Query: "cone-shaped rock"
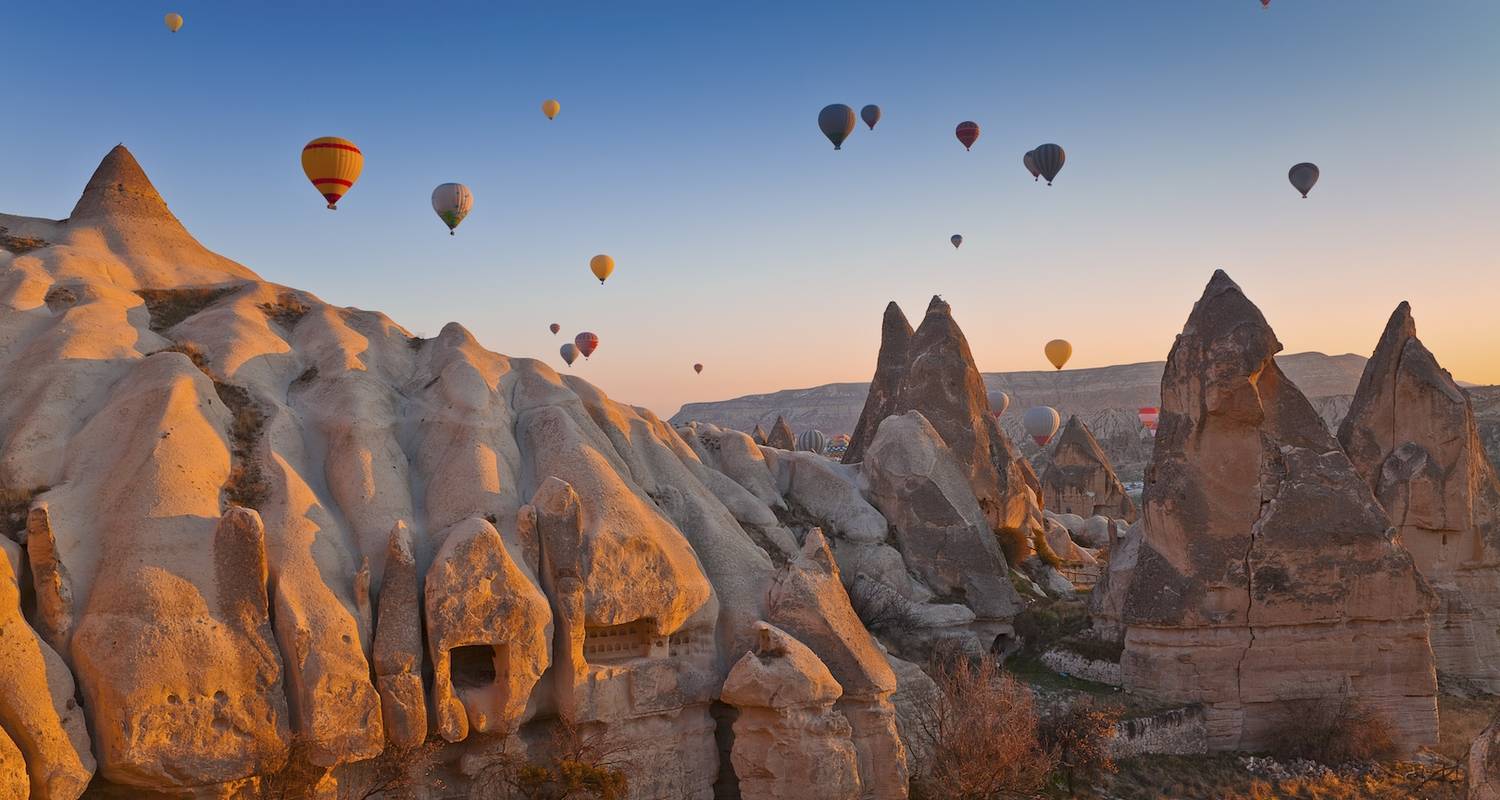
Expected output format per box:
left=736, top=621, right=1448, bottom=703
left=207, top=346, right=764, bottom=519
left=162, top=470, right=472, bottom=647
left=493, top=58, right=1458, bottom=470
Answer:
left=1119, top=270, right=1438, bottom=752
left=843, top=302, right=913, bottom=464
left=844, top=296, right=1041, bottom=533
left=69, top=145, right=184, bottom=225
left=751, top=424, right=769, bottom=445
left=766, top=415, right=796, bottom=450
left=1041, top=415, right=1137, bottom=522
left=1337, top=302, right=1500, bottom=691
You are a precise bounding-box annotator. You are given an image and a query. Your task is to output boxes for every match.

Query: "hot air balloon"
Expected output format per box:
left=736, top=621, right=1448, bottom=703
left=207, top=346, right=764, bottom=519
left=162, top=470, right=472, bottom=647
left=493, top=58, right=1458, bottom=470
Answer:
left=1261, top=0, right=1270, bottom=7
left=860, top=105, right=882, bottom=131
left=542, top=99, right=560, bottom=120
left=165, top=12, right=183, bottom=32
left=796, top=430, right=828, bottom=455
left=549, top=323, right=561, bottom=335
left=955, top=121, right=980, bottom=151
left=575, top=332, right=599, bottom=359
left=590, top=254, right=615, bottom=284
left=1288, top=162, right=1319, bottom=198
left=1023, top=406, right=1061, bottom=447
left=1032, top=144, right=1065, bottom=185
left=1044, top=339, right=1072, bottom=370
left=560, top=343, right=579, bottom=366
left=1024, top=150, right=1040, bottom=181
left=951, top=234, right=963, bottom=249
left=819, top=104, right=856, bottom=150
left=987, top=390, right=1010, bottom=419
left=431, top=183, right=473, bottom=235
left=694, top=363, right=704, bottom=374
left=1138, top=406, right=1160, bottom=437
left=301, top=137, right=363, bottom=210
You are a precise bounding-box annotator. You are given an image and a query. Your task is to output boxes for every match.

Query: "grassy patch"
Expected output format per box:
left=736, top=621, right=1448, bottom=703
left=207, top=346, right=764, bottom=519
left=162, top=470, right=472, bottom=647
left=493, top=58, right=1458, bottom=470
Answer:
left=1438, top=691, right=1500, bottom=762
left=1004, top=652, right=1121, bottom=697
left=1083, top=754, right=1464, bottom=800
left=136, top=286, right=237, bottom=333
left=0, top=226, right=49, bottom=254
left=258, top=292, right=312, bottom=331
left=1013, top=596, right=1091, bottom=655
left=1054, top=635, right=1125, bottom=664
left=214, top=382, right=269, bottom=510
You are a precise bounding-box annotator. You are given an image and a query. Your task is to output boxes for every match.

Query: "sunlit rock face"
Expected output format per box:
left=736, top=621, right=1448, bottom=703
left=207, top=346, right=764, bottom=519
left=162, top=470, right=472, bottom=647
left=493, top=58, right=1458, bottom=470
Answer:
left=1337, top=302, right=1500, bottom=692
left=0, top=146, right=923, bottom=799
left=1118, top=270, right=1439, bottom=753
left=1041, top=415, right=1138, bottom=523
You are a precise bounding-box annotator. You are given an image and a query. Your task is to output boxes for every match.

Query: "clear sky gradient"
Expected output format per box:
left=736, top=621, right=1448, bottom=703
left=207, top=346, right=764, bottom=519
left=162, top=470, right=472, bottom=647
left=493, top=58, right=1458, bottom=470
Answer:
left=3, top=1, right=1497, bottom=416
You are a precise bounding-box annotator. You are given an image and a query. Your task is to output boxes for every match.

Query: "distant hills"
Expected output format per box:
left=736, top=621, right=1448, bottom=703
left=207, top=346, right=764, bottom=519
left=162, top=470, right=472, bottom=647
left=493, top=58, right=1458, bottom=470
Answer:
left=672, top=352, right=1500, bottom=481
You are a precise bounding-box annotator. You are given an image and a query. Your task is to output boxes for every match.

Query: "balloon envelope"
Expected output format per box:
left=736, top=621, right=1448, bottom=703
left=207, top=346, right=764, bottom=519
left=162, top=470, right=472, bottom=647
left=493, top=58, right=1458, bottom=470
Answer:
left=1023, top=406, right=1061, bottom=447
left=301, top=137, right=363, bottom=210
left=542, top=99, right=560, bottom=120
left=796, top=430, right=829, bottom=455
left=951, top=234, right=963, bottom=249
left=575, top=332, right=599, bottom=359
left=165, top=13, right=183, bottom=32
left=860, top=104, right=882, bottom=130
left=549, top=323, right=560, bottom=335
left=987, top=390, right=1010, bottom=418
left=955, top=121, right=980, bottom=151
left=1033, top=144, right=1065, bottom=185
left=590, top=254, right=615, bottom=284
left=693, top=363, right=703, bottom=374
left=1138, top=406, right=1160, bottom=437
left=1024, top=150, right=1040, bottom=180
left=1044, top=339, right=1073, bottom=370
left=1288, top=162, right=1320, bottom=197
left=430, top=183, right=473, bottom=234
left=819, top=104, right=856, bottom=150
left=560, top=343, right=579, bottom=366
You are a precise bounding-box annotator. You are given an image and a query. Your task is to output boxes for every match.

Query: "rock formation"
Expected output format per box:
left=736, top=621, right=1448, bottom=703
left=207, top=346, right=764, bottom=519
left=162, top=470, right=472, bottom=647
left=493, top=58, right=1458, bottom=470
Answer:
left=1118, top=270, right=1439, bottom=753
left=751, top=423, right=768, bottom=445
left=1471, top=718, right=1500, bottom=800
left=1337, top=303, right=1500, bottom=692
left=720, top=622, right=861, bottom=800
left=1041, top=415, right=1138, bottom=523
left=766, top=415, right=795, bottom=450
left=842, top=295, right=1042, bottom=534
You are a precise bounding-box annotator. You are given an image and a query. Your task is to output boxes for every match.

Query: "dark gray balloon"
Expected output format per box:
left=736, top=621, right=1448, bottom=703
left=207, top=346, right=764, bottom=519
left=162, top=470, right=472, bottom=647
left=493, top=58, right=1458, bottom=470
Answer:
left=819, top=104, right=856, bottom=150
left=1288, top=162, right=1319, bottom=198
left=1032, top=143, right=1065, bottom=185
left=1023, top=150, right=1040, bottom=181
left=860, top=104, right=881, bottom=130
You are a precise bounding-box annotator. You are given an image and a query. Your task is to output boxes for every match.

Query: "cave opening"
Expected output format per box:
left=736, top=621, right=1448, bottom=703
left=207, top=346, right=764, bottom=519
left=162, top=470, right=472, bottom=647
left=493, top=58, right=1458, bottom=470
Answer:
left=450, top=645, right=498, bottom=689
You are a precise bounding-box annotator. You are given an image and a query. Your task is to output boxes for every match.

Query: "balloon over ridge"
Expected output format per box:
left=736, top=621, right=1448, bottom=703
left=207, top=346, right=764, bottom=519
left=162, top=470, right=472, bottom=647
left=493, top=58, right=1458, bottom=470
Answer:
left=1023, top=406, right=1061, bottom=447
left=301, top=137, right=363, bottom=210
left=575, top=331, right=599, bottom=359
left=818, top=104, right=856, bottom=150
left=1044, top=339, right=1072, bottom=370
left=559, top=342, right=579, bottom=366
left=987, top=390, right=1010, bottom=419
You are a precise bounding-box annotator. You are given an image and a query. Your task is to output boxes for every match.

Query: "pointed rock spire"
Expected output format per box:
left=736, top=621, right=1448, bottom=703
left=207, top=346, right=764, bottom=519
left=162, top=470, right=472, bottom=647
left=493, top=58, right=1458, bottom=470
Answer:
left=1119, top=270, right=1438, bottom=753
left=766, top=415, right=796, bottom=450
left=1041, top=415, right=1137, bottom=522
left=843, top=301, right=913, bottom=464
left=69, top=145, right=181, bottom=225
left=1337, top=302, right=1500, bottom=691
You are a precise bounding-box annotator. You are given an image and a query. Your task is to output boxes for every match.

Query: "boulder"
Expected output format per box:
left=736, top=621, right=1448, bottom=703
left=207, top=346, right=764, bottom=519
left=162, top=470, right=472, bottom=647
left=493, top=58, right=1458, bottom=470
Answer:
left=1041, top=415, right=1138, bottom=522
left=1337, top=302, right=1500, bottom=692
left=1118, top=270, right=1439, bottom=753
left=721, top=623, right=861, bottom=800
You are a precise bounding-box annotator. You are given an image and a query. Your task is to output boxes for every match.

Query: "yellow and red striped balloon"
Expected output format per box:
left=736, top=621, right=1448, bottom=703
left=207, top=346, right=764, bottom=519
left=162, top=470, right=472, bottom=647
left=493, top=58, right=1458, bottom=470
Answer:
left=301, top=137, right=363, bottom=210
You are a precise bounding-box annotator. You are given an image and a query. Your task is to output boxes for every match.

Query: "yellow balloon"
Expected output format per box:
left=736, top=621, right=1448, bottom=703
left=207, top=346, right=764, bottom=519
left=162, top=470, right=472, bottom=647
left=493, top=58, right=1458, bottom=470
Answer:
left=301, top=137, right=364, bottom=210
left=164, top=13, right=183, bottom=32
left=1044, top=339, right=1072, bottom=370
left=542, top=99, right=560, bottom=120
left=590, top=254, right=615, bottom=284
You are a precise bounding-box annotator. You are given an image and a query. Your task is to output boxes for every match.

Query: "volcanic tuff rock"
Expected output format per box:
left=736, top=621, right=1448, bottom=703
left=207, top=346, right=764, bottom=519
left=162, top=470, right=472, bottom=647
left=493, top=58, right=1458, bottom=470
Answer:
left=766, top=415, right=795, bottom=450
left=1041, top=415, right=1138, bottom=522
left=721, top=622, right=861, bottom=800
left=1118, top=270, right=1438, bottom=753
left=0, top=146, right=934, bottom=799
left=1337, top=303, right=1500, bottom=691
left=842, top=295, right=1043, bottom=534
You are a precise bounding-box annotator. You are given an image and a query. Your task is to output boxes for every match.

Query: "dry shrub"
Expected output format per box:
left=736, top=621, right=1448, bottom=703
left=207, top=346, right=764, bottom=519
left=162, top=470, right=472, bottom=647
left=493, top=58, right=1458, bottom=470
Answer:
left=1031, top=526, right=1064, bottom=568
left=1271, top=696, right=1399, bottom=765
left=214, top=382, right=269, bottom=510
left=909, top=655, right=1056, bottom=800
left=258, top=292, right=312, bottom=330
left=136, top=286, right=238, bottom=332
left=995, top=525, right=1033, bottom=567
left=161, top=341, right=211, bottom=373
left=0, top=226, right=49, bottom=254
left=470, top=718, right=632, bottom=800
left=1038, top=697, right=1120, bottom=793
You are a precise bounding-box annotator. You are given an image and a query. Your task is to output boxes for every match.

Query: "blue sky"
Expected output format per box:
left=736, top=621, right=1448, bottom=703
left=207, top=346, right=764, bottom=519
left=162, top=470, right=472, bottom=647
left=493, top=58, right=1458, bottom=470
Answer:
left=3, top=1, right=1497, bottom=415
